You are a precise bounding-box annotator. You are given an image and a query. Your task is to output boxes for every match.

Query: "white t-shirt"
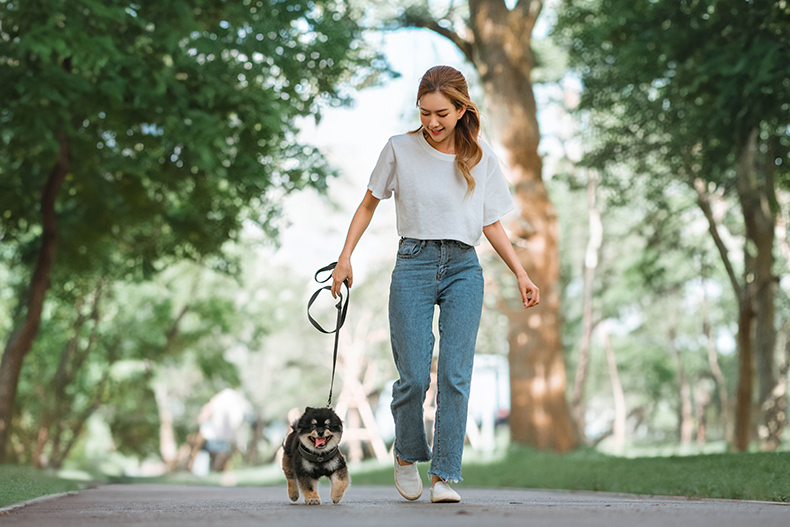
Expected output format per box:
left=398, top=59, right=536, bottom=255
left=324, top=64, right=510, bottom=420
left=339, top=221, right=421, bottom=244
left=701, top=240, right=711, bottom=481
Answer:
left=367, top=132, right=514, bottom=246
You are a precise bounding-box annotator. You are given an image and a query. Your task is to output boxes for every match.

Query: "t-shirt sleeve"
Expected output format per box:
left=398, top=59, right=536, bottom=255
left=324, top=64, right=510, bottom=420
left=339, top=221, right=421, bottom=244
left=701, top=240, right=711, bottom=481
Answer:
left=367, top=138, right=396, bottom=200
left=482, top=148, right=515, bottom=226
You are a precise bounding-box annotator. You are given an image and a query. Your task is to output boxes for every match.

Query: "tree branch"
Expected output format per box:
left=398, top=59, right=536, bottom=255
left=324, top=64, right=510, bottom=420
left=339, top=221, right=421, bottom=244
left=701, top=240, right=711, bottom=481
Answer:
left=69, top=282, right=104, bottom=381
left=54, top=365, right=113, bottom=467
left=397, top=5, right=475, bottom=64
left=692, top=177, right=743, bottom=300
left=514, top=0, right=544, bottom=18
left=0, top=132, right=69, bottom=460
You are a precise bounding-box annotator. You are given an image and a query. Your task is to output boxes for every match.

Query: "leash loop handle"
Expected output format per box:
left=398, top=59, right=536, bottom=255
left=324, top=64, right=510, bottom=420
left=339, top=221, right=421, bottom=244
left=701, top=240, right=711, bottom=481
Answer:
left=306, top=262, right=349, bottom=408
left=307, top=263, right=349, bottom=335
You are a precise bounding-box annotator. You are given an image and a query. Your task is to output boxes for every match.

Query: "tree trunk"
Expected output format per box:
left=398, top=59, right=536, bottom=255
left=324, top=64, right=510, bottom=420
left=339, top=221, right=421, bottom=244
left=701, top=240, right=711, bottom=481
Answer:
left=701, top=280, right=732, bottom=443
left=761, top=322, right=790, bottom=451
left=764, top=224, right=790, bottom=449
left=0, top=134, right=69, bottom=461
left=694, top=379, right=712, bottom=446
left=402, top=0, right=575, bottom=451
left=151, top=302, right=192, bottom=469
left=470, top=0, right=575, bottom=452
left=32, top=283, right=104, bottom=468
left=154, top=382, right=179, bottom=470
left=571, top=170, right=602, bottom=442
left=735, top=129, right=778, bottom=449
left=51, top=367, right=113, bottom=468
left=669, top=326, right=694, bottom=446
left=734, top=300, right=755, bottom=451
left=691, top=174, right=758, bottom=451
left=32, top=312, right=85, bottom=468
left=602, top=322, right=626, bottom=451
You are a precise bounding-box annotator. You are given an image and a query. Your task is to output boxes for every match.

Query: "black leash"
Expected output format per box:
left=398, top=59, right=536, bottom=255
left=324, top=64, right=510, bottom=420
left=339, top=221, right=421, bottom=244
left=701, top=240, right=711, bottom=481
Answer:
left=306, top=262, right=349, bottom=408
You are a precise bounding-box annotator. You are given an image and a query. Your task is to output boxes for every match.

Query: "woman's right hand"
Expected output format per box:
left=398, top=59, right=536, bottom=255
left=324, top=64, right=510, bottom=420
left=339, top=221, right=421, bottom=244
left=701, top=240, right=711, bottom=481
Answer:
left=331, top=257, right=353, bottom=298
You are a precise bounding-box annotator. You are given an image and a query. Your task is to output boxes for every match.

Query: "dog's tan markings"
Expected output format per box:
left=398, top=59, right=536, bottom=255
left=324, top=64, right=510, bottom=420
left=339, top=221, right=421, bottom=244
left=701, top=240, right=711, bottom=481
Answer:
left=303, top=480, right=321, bottom=505
left=287, top=480, right=299, bottom=502
left=281, top=452, right=300, bottom=502
left=330, top=468, right=350, bottom=504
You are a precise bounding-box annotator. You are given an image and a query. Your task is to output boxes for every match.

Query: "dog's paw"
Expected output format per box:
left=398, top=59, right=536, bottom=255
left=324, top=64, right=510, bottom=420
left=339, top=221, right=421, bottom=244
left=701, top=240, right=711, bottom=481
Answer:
left=305, top=497, right=321, bottom=505
left=330, top=485, right=346, bottom=504
left=331, top=475, right=349, bottom=504
left=286, top=481, right=299, bottom=502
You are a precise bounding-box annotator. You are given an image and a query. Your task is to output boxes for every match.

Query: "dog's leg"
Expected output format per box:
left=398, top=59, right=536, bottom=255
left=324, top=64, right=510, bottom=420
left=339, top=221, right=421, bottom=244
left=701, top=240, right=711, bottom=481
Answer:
left=298, top=476, right=321, bottom=505
left=281, top=452, right=299, bottom=502
left=330, top=466, right=350, bottom=504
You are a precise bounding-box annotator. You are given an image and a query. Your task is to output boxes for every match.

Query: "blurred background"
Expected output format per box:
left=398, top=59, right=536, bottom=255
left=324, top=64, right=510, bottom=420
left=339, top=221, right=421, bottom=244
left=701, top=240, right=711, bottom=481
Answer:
left=1, top=0, right=789, bottom=485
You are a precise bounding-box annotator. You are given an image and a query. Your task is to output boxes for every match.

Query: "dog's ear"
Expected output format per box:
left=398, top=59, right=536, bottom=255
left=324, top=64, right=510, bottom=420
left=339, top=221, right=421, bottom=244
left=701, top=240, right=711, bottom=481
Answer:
left=305, top=406, right=314, bottom=413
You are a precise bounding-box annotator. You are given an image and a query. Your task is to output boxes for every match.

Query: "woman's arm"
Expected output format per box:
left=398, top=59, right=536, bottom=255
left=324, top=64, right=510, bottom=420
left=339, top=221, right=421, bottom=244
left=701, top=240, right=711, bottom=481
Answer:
left=483, top=220, right=540, bottom=308
left=331, top=189, right=380, bottom=297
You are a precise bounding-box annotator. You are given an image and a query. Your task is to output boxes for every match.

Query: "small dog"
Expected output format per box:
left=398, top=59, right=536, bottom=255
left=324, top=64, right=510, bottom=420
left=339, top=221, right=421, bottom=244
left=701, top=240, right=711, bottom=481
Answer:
left=282, top=406, right=349, bottom=505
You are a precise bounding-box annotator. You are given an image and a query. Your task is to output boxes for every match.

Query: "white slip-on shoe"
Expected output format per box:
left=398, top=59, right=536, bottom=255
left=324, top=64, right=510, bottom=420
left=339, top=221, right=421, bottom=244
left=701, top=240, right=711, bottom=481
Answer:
left=430, top=480, right=461, bottom=503
left=393, top=453, right=423, bottom=500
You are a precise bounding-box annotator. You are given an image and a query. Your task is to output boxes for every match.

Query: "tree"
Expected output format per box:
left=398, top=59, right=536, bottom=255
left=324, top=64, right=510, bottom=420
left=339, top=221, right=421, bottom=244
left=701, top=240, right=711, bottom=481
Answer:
left=556, top=160, right=737, bottom=448
left=386, top=0, right=576, bottom=451
left=570, top=169, right=602, bottom=440
left=556, top=0, right=790, bottom=450
left=14, top=263, right=251, bottom=468
left=0, top=0, right=388, bottom=461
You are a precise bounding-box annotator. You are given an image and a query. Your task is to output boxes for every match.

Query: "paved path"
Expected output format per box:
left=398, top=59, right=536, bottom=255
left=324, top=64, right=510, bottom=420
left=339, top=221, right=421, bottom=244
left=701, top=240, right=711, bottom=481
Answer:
left=2, top=484, right=788, bottom=527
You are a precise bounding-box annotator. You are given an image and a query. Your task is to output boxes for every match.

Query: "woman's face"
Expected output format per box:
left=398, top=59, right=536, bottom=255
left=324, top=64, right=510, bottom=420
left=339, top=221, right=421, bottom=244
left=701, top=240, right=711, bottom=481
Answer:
left=419, top=91, right=466, bottom=151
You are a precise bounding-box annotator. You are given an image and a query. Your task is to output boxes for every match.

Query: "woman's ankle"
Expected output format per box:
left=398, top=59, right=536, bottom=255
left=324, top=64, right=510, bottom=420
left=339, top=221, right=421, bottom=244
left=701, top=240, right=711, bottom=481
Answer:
left=396, top=455, right=413, bottom=467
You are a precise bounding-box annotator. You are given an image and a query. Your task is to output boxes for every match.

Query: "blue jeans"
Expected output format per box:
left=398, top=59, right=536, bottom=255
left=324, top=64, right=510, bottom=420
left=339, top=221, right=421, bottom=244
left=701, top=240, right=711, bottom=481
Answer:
left=389, top=238, right=484, bottom=482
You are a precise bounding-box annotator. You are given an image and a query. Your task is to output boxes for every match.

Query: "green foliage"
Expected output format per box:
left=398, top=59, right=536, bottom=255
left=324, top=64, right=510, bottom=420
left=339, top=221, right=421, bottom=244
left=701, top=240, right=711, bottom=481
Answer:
left=240, top=260, right=396, bottom=421
left=0, top=0, right=389, bottom=276
left=11, top=260, right=271, bottom=465
left=554, top=0, right=790, bottom=181
left=0, top=0, right=391, bottom=466
left=101, top=375, right=161, bottom=458
left=554, top=161, right=737, bottom=439
left=551, top=0, right=790, bottom=447
left=350, top=447, right=790, bottom=502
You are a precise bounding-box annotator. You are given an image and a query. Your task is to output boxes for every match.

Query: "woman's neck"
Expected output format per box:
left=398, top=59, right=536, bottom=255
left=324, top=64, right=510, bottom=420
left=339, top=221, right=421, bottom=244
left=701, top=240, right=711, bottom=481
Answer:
left=422, top=128, right=456, bottom=154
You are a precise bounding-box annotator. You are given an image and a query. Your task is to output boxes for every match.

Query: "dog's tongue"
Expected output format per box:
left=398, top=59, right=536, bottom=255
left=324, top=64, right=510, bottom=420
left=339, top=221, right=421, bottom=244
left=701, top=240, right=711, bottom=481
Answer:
left=315, top=437, right=327, bottom=448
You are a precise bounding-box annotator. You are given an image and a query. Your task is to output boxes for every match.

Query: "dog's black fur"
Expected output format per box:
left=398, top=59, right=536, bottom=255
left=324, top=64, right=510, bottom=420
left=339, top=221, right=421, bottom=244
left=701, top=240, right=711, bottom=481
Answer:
left=282, top=406, right=349, bottom=505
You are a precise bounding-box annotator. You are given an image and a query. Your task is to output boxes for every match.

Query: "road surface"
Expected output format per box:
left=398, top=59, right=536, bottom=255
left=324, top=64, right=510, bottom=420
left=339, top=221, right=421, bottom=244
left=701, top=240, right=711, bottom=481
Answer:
left=2, top=484, right=787, bottom=526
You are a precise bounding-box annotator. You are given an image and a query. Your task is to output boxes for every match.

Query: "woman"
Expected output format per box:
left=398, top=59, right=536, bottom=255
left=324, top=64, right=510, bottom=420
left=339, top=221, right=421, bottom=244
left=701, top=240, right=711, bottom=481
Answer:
left=331, top=65, right=539, bottom=503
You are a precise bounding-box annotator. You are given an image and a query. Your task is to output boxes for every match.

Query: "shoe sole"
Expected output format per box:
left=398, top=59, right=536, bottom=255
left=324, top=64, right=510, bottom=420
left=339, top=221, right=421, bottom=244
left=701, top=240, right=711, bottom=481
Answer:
left=395, top=483, right=422, bottom=500
left=431, top=494, right=461, bottom=503
left=430, top=482, right=460, bottom=503
left=394, top=472, right=422, bottom=500
left=393, top=454, right=422, bottom=500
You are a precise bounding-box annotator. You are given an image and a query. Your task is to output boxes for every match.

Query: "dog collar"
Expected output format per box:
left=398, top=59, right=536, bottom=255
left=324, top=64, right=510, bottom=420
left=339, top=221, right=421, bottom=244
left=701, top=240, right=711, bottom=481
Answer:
left=298, top=442, right=339, bottom=463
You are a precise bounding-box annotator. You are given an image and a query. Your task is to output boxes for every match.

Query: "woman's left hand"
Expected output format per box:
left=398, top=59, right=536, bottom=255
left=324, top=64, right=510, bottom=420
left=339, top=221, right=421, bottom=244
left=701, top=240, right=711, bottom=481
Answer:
left=518, top=273, right=540, bottom=309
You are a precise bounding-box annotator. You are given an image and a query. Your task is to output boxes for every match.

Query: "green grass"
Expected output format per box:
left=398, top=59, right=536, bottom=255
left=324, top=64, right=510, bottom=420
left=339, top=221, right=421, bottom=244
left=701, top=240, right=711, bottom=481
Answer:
left=0, top=465, right=90, bottom=509
left=350, top=447, right=790, bottom=502
left=4, top=448, right=790, bottom=507
left=107, top=461, right=287, bottom=487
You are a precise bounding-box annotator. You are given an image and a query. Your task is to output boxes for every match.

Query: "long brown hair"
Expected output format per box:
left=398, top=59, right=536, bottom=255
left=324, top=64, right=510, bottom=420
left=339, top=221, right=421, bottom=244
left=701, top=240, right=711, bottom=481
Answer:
left=413, top=65, right=483, bottom=196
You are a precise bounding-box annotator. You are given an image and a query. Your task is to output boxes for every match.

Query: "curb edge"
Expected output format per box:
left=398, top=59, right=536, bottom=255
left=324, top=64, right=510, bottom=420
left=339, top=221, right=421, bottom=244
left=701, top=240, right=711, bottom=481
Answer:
left=0, top=491, right=79, bottom=515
